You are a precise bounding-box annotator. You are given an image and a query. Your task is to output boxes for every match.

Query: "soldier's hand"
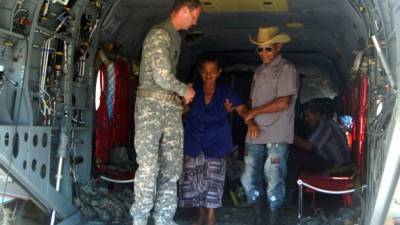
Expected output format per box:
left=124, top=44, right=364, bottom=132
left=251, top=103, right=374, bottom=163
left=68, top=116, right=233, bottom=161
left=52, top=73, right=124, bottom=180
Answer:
left=183, top=85, right=195, bottom=104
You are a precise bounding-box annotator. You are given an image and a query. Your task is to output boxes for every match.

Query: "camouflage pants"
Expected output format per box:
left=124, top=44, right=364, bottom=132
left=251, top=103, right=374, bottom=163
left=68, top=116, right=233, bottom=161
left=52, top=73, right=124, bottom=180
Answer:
left=131, top=97, right=183, bottom=225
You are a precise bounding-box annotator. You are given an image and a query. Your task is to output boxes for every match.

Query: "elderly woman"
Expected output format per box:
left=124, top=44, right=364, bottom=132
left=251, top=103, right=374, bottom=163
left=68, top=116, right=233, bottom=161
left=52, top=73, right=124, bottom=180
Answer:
left=178, top=58, right=259, bottom=225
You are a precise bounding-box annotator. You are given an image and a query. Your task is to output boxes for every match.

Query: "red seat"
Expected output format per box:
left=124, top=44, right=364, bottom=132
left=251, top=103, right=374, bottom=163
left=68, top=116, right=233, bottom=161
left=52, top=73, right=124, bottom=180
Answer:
left=297, top=75, right=368, bottom=216
left=298, top=173, right=355, bottom=207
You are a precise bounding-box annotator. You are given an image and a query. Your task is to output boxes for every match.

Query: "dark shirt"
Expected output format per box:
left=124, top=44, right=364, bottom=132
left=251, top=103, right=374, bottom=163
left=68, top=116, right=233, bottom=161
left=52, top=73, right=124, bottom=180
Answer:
left=309, top=116, right=351, bottom=164
left=184, top=83, right=244, bottom=158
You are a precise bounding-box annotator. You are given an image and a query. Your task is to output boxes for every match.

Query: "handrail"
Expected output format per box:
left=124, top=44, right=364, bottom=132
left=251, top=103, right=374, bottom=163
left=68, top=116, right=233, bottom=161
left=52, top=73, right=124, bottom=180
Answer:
left=297, top=179, right=358, bottom=194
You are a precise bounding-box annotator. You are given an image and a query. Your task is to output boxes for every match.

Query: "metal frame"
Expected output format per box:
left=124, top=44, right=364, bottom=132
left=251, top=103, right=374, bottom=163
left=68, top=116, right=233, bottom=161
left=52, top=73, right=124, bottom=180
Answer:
left=0, top=0, right=98, bottom=224
left=366, top=105, right=400, bottom=224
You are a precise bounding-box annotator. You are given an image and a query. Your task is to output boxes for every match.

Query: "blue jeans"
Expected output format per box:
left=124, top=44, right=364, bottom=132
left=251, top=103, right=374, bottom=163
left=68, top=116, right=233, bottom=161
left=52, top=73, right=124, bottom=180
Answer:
left=240, top=143, right=288, bottom=211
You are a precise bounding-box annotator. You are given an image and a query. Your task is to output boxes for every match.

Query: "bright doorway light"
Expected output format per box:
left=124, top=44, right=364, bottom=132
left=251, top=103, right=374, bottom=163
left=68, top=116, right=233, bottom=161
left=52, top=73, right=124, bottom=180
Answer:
left=95, top=71, right=101, bottom=110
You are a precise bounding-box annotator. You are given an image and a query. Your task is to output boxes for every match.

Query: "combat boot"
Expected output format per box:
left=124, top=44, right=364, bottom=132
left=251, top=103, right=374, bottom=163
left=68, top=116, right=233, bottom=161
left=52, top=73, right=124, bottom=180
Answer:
left=252, top=198, right=266, bottom=225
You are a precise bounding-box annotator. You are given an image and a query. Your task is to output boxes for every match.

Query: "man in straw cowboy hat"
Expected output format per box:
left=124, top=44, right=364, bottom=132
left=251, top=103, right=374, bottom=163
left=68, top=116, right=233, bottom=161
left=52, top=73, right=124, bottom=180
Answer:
left=240, top=26, right=299, bottom=225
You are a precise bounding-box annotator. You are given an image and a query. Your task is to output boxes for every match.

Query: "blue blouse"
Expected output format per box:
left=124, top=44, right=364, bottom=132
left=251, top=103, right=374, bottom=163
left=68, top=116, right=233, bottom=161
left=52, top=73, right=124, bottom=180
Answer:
left=184, top=83, right=244, bottom=158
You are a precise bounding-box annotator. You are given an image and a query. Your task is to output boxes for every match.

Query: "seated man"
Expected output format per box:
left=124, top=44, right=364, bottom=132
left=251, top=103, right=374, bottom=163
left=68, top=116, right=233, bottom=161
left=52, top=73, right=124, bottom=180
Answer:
left=286, top=100, right=352, bottom=195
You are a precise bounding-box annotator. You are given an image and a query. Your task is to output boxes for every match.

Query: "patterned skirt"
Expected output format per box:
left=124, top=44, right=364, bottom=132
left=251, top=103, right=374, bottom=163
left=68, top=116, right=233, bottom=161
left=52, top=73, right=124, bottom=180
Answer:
left=178, top=153, right=226, bottom=208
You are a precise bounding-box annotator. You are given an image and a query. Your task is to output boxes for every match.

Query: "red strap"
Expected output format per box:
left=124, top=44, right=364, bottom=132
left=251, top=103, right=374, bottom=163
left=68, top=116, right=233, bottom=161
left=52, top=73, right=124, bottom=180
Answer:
left=95, top=63, right=112, bottom=166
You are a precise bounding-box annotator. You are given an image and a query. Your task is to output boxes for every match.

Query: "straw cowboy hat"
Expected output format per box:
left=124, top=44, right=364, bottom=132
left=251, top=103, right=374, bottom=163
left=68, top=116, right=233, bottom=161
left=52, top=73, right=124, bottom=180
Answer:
left=249, top=26, right=291, bottom=45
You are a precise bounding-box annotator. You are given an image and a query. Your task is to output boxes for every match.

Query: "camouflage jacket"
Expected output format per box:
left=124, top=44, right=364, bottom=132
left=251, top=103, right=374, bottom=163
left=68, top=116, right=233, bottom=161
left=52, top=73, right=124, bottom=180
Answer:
left=137, top=18, right=187, bottom=96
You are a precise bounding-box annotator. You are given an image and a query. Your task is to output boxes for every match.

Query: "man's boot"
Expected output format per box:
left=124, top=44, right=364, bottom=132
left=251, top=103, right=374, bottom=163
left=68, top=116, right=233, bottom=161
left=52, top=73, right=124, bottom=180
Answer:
left=252, top=198, right=266, bottom=225
left=268, top=209, right=281, bottom=225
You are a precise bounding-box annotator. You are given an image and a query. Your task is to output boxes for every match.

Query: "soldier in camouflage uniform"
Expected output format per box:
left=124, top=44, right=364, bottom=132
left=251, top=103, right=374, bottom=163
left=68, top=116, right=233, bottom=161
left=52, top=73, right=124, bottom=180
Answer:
left=130, top=1, right=202, bottom=225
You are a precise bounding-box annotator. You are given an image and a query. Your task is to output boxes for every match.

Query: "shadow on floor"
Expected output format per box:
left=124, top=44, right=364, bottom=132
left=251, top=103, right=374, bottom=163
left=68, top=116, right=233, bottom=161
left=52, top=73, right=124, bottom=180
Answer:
left=174, top=192, right=345, bottom=225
